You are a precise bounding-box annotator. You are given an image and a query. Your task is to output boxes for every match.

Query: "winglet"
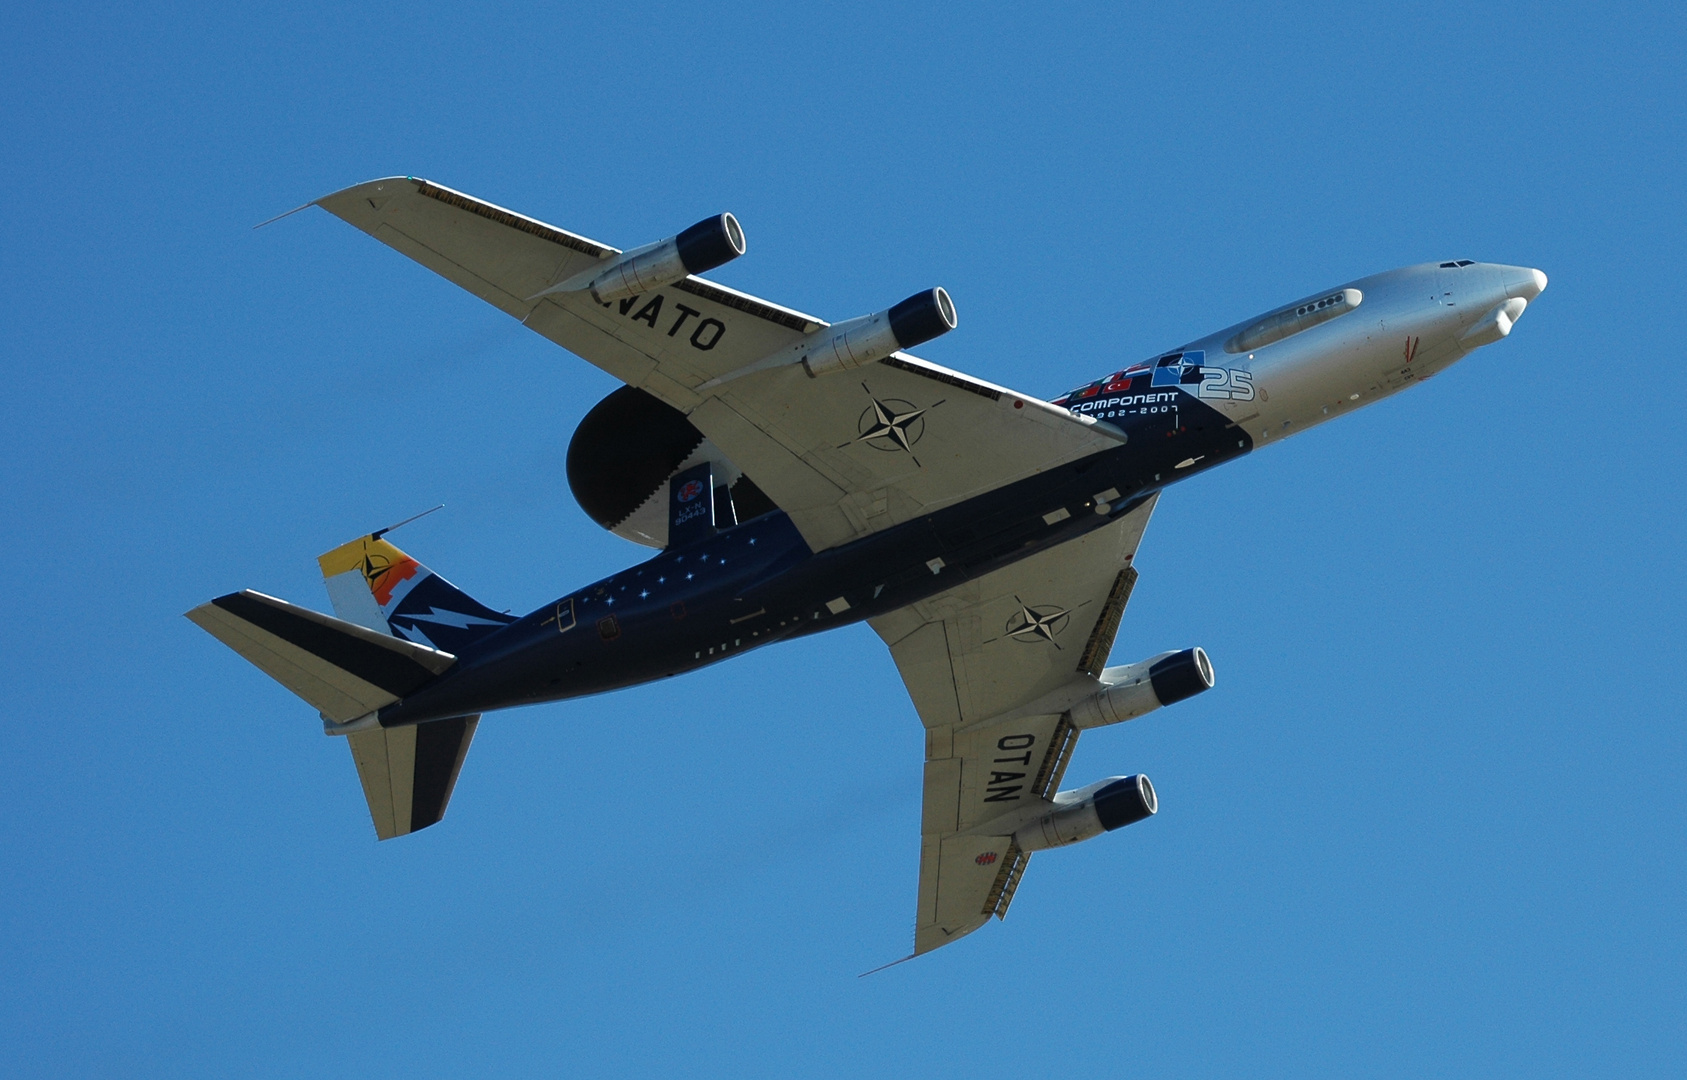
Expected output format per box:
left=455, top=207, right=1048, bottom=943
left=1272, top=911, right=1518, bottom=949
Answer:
left=857, top=953, right=918, bottom=978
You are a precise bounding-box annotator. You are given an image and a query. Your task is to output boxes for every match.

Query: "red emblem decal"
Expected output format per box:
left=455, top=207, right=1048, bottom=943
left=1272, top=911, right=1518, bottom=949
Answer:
left=677, top=479, right=705, bottom=503
left=976, top=852, right=999, bottom=866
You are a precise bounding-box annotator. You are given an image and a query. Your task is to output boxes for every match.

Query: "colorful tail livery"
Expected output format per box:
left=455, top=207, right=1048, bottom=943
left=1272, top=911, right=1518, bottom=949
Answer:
left=318, top=534, right=515, bottom=655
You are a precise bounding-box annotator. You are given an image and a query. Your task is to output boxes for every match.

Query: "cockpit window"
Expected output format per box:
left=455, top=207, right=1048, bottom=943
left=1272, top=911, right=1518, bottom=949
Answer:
left=1439, top=260, right=1476, bottom=268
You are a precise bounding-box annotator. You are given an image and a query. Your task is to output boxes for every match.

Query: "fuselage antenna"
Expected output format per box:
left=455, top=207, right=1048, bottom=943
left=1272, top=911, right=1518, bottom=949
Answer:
left=371, top=504, right=444, bottom=541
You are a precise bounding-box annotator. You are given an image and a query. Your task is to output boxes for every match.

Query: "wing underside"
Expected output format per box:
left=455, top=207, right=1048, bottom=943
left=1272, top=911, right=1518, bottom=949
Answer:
left=314, top=177, right=1124, bottom=554
left=870, top=495, right=1158, bottom=954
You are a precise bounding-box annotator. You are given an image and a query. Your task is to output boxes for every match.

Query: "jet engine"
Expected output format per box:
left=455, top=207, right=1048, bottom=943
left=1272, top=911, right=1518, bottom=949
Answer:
left=1069, top=647, right=1214, bottom=730
left=538, top=213, right=746, bottom=305
left=800, top=288, right=957, bottom=378
left=1014, top=774, right=1157, bottom=852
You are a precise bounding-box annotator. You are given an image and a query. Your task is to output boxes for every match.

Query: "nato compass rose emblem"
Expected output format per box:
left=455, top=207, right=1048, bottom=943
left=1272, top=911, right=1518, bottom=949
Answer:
left=1151, top=351, right=1204, bottom=387
left=1004, top=599, right=1071, bottom=646
left=857, top=398, right=926, bottom=452
left=845, top=383, right=944, bottom=467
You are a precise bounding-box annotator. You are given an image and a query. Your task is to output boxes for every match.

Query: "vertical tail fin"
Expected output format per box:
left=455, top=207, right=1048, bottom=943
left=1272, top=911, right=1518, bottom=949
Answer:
left=317, top=534, right=515, bottom=656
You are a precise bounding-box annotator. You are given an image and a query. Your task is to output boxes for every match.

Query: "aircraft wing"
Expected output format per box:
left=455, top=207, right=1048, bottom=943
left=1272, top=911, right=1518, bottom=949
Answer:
left=867, top=494, right=1158, bottom=955
left=315, top=178, right=1123, bottom=553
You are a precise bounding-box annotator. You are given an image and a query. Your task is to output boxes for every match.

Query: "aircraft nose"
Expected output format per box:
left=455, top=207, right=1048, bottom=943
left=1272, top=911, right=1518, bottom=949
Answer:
left=1458, top=265, right=1545, bottom=349
left=1501, top=265, right=1548, bottom=302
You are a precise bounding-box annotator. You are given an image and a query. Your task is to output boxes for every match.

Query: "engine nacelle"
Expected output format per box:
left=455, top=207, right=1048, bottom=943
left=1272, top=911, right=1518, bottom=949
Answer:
left=1014, top=774, right=1157, bottom=852
left=1068, top=647, right=1214, bottom=730
left=543, top=213, right=744, bottom=305
left=800, top=287, right=957, bottom=378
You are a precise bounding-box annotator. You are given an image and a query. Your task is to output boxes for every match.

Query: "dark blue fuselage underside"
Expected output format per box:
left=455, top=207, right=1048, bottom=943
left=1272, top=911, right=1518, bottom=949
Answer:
left=377, top=394, right=1249, bottom=727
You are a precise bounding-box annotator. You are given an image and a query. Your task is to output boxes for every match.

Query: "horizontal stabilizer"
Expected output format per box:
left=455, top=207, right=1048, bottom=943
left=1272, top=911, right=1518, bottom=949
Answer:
left=186, top=590, right=456, bottom=723
left=347, top=716, right=478, bottom=839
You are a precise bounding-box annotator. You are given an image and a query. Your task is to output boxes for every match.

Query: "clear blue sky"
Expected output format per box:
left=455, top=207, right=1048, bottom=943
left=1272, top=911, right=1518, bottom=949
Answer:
left=4, top=2, right=1683, bottom=1076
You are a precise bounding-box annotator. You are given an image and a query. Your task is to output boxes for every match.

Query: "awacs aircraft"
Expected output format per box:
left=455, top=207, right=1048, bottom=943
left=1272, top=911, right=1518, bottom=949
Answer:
left=190, top=178, right=1547, bottom=957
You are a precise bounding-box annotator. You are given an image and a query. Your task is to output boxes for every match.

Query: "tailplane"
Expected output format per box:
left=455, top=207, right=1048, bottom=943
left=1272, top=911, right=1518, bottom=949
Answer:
left=185, top=590, right=456, bottom=724
left=317, top=534, right=515, bottom=655
left=187, top=529, right=504, bottom=842
left=345, top=716, right=478, bottom=840
left=186, top=586, right=479, bottom=840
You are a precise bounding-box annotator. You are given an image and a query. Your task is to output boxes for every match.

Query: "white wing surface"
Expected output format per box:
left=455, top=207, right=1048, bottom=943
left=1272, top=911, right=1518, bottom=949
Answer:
left=315, top=178, right=1123, bottom=552
left=868, top=495, right=1158, bottom=954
